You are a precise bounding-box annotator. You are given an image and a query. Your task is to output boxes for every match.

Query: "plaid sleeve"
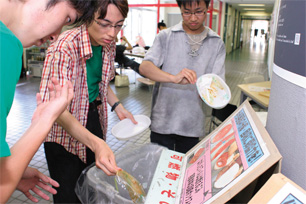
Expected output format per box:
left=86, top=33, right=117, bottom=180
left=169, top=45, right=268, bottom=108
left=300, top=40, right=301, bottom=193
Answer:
left=40, top=48, right=71, bottom=102
left=109, top=42, right=116, bottom=80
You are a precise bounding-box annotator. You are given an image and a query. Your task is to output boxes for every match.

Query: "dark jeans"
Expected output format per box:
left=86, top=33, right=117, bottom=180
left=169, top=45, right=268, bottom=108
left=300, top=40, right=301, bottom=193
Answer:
left=150, top=131, right=199, bottom=154
left=44, top=100, right=103, bottom=203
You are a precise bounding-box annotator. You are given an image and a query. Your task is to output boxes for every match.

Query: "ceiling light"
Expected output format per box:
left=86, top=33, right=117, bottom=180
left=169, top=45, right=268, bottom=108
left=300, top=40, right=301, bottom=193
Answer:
left=243, top=8, right=266, bottom=11
left=238, top=4, right=265, bottom=7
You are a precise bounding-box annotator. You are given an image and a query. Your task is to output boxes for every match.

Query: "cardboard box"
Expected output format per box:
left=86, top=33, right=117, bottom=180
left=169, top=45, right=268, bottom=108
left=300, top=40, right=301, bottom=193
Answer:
left=249, top=173, right=306, bottom=204
left=146, top=101, right=282, bottom=204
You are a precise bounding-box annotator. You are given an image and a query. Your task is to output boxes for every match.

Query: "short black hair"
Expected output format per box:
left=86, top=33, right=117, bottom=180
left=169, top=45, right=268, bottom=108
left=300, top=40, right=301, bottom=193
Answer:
left=176, top=0, right=210, bottom=9
left=46, top=0, right=97, bottom=26
left=96, top=0, right=129, bottom=20
left=158, top=20, right=167, bottom=29
left=46, top=0, right=129, bottom=27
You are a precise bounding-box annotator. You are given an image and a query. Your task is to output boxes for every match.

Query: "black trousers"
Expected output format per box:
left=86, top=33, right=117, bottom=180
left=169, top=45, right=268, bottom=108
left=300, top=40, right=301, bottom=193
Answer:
left=150, top=131, right=199, bottom=154
left=117, top=55, right=141, bottom=74
left=123, top=56, right=140, bottom=74
left=44, top=100, right=103, bottom=203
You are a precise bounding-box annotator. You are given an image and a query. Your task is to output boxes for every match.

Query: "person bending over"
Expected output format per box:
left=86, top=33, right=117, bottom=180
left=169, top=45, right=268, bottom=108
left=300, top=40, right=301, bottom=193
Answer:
left=0, top=0, right=96, bottom=201
left=40, top=0, right=137, bottom=202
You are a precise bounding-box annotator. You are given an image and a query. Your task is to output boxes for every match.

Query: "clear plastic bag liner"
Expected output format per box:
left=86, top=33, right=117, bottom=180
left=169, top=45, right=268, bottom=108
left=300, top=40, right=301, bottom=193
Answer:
left=116, top=169, right=146, bottom=204
left=75, top=143, right=166, bottom=204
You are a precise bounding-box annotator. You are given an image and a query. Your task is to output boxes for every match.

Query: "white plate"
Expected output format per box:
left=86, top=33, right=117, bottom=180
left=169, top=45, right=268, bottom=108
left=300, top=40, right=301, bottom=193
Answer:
left=196, top=74, right=231, bottom=109
left=111, top=115, right=151, bottom=140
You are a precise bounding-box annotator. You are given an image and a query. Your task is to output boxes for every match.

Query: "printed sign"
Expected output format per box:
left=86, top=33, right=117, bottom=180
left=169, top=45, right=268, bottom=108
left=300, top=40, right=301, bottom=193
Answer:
left=274, top=0, right=306, bottom=77
left=146, top=101, right=282, bottom=204
left=177, top=104, right=270, bottom=204
left=146, top=150, right=184, bottom=204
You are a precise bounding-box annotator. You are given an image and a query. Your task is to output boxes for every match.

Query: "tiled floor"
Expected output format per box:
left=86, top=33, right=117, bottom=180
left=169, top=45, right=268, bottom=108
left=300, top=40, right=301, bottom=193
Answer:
left=6, top=37, right=268, bottom=203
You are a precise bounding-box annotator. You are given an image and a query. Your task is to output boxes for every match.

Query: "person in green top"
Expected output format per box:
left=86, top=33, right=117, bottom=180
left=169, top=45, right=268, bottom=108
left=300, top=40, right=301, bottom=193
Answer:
left=0, top=0, right=98, bottom=202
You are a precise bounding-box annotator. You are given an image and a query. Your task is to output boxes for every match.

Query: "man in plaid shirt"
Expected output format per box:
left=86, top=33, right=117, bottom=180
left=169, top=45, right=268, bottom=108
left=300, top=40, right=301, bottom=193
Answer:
left=40, top=0, right=136, bottom=203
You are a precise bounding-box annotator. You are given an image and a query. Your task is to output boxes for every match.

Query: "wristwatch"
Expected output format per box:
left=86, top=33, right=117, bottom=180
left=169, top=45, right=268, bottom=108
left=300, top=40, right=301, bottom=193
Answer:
left=111, top=101, right=121, bottom=112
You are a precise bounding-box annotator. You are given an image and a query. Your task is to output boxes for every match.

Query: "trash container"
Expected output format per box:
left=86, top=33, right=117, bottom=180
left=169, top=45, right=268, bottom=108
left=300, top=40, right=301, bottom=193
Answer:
left=75, top=143, right=166, bottom=204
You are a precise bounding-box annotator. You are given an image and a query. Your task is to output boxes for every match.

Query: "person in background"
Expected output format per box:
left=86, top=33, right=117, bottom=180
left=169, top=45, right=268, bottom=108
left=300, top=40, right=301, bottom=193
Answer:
left=134, top=35, right=146, bottom=48
left=40, top=0, right=137, bottom=202
left=139, top=0, right=225, bottom=153
left=0, top=0, right=96, bottom=202
left=158, top=20, right=167, bottom=31
left=115, top=36, right=141, bottom=74
left=120, top=36, right=133, bottom=50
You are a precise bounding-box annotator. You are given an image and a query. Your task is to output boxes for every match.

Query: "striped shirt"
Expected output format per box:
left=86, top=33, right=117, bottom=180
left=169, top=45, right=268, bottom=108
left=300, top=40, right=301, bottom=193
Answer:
left=40, top=25, right=115, bottom=163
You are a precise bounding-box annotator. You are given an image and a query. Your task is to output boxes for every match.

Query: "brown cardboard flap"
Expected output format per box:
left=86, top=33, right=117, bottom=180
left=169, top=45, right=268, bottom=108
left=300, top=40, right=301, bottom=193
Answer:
left=249, top=173, right=306, bottom=204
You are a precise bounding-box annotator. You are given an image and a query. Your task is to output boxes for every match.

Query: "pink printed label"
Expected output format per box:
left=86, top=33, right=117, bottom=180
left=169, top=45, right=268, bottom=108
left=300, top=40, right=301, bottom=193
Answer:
left=181, top=142, right=211, bottom=204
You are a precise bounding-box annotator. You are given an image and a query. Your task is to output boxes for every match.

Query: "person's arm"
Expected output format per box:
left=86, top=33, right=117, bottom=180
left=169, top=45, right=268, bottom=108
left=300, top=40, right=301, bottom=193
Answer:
left=139, top=60, right=197, bottom=84
left=41, top=48, right=120, bottom=176
left=55, top=110, right=120, bottom=176
left=121, top=36, right=132, bottom=51
left=0, top=78, right=73, bottom=203
left=139, top=31, right=197, bottom=84
left=16, top=167, right=59, bottom=203
left=107, top=85, right=137, bottom=123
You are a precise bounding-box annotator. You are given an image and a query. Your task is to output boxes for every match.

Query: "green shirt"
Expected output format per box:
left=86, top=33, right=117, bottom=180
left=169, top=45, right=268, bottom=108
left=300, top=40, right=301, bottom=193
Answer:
left=0, top=21, right=23, bottom=157
left=86, top=45, right=102, bottom=103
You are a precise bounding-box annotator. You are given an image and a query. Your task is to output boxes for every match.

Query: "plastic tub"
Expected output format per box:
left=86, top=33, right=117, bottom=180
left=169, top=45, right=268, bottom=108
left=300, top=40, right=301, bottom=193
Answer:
left=75, top=143, right=166, bottom=204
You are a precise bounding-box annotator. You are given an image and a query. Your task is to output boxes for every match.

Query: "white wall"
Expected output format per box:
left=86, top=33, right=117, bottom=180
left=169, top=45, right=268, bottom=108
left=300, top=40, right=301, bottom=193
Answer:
left=124, top=8, right=157, bottom=46
left=219, top=3, right=226, bottom=41
left=225, top=5, right=235, bottom=54
left=164, top=7, right=181, bottom=28
left=242, top=20, right=252, bottom=45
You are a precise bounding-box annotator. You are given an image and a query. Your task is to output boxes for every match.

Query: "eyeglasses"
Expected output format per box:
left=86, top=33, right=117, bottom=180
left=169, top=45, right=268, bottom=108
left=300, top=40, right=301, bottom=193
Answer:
left=182, top=10, right=207, bottom=17
left=94, top=20, right=125, bottom=31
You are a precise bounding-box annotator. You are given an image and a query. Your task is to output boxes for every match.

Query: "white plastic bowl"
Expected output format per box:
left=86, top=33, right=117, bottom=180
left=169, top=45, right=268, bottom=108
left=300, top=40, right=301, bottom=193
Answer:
left=196, top=74, right=231, bottom=109
left=111, top=115, right=151, bottom=140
